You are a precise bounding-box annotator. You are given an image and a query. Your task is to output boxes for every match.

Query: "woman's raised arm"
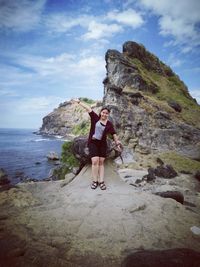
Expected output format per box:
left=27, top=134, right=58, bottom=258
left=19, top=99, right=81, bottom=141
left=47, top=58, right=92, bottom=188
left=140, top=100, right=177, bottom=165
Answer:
left=71, top=98, right=92, bottom=113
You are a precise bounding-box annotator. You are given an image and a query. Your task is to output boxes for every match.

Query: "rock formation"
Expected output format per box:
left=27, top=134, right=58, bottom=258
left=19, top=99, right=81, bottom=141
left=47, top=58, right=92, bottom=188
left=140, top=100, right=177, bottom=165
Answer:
left=39, top=99, right=102, bottom=136
left=39, top=42, right=200, bottom=161
left=102, top=41, right=200, bottom=160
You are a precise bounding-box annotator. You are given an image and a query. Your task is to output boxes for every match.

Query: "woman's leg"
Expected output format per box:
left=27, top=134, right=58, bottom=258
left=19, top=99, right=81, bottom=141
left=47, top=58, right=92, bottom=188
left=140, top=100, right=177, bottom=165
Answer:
left=98, top=157, right=105, bottom=183
left=91, top=156, right=99, bottom=182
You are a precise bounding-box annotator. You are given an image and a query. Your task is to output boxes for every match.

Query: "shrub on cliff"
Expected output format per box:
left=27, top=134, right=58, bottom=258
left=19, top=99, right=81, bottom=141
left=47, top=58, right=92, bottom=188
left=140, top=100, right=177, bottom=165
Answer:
left=50, top=141, right=79, bottom=180
left=79, top=97, right=95, bottom=104
left=72, top=120, right=90, bottom=136
left=61, top=141, right=79, bottom=168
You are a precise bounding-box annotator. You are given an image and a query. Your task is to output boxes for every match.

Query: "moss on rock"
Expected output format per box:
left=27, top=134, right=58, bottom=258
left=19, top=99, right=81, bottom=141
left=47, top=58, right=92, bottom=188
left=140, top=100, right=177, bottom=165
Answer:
left=130, top=57, right=200, bottom=128
left=158, top=151, right=200, bottom=174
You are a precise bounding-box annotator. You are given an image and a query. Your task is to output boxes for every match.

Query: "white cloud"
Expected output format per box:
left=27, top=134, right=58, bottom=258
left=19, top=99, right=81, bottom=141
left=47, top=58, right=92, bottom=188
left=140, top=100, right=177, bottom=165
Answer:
left=0, top=88, right=19, bottom=97
left=44, top=9, right=144, bottom=41
left=0, top=63, right=35, bottom=89
left=13, top=52, right=105, bottom=80
left=72, top=56, right=105, bottom=75
left=159, top=16, right=198, bottom=42
left=0, top=51, right=106, bottom=102
left=17, top=53, right=75, bottom=76
left=189, top=89, right=200, bottom=104
left=17, top=96, right=64, bottom=114
left=45, top=14, right=92, bottom=33
left=107, top=8, right=144, bottom=28
left=167, top=53, right=183, bottom=68
left=0, top=0, right=46, bottom=32
left=82, top=21, right=123, bottom=40
left=138, top=0, right=200, bottom=49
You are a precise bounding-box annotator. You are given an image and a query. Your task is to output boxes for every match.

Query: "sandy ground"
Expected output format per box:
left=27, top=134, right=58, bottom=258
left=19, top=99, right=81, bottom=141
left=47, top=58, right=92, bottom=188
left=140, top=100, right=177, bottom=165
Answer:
left=0, top=160, right=200, bottom=266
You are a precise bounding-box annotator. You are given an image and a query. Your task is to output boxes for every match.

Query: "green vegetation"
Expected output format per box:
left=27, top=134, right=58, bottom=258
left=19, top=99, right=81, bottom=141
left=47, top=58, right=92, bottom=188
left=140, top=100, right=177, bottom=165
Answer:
left=52, top=141, right=79, bottom=180
left=72, top=120, right=90, bottom=136
left=61, top=141, right=79, bottom=167
left=52, top=165, right=72, bottom=180
left=158, top=151, right=200, bottom=173
left=79, top=97, right=95, bottom=104
left=131, top=58, right=200, bottom=128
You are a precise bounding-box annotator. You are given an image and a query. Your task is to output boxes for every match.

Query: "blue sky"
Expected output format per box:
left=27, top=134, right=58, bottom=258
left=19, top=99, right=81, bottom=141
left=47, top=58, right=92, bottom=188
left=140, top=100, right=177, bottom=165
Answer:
left=0, top=0, right=200, bottom=129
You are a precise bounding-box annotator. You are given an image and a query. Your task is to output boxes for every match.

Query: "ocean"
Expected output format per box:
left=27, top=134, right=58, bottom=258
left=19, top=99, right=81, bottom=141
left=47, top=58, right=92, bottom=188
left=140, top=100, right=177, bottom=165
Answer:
left=0, top=128, right=66, bottom=185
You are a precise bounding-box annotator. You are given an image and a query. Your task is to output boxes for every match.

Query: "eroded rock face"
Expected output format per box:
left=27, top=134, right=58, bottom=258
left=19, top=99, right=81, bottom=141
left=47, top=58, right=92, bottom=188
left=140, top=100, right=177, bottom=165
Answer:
left=39, top=100, right=102, bottom=136
left=103, top=42, right=200, bottom=159
left=104, top=49, right=159, bottom=94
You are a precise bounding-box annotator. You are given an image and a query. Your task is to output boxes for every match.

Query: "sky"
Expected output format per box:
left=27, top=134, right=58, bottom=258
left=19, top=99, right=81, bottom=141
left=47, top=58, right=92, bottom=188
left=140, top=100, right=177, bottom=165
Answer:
left=0, top=0, right=200, bottom=129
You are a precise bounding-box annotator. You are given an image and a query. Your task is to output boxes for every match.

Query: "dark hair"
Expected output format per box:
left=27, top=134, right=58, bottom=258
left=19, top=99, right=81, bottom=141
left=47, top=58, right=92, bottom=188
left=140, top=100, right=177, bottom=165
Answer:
left=100, top=107, right=110, bottom=113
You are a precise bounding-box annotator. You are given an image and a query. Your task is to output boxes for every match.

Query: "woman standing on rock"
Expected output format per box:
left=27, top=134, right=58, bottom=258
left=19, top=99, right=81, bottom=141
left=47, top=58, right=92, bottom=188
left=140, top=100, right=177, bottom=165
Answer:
left=72, top=99, right=121, bottom=190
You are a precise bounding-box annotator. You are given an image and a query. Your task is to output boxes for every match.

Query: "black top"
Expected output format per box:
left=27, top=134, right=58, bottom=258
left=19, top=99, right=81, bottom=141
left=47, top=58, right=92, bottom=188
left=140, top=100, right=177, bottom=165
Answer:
left=88, top=110, right=116, bottom=145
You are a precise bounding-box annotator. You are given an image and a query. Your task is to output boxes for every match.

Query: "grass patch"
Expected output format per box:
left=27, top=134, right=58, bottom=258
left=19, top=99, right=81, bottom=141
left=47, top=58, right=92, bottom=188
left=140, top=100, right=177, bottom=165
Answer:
left=158, top=151, right=200, bottom=173
left=130, top=58, right=200, bottom=128
left=79, top=97, right=95, bottom=104
left=72, top=120, right=90, bottom=136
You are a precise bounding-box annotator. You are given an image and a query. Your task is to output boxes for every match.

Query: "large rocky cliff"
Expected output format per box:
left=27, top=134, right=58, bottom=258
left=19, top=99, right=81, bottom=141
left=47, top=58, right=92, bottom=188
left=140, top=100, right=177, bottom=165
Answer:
left=39, top=41, right=200, bottom=160
left=102, top=41, right=200, bottom=160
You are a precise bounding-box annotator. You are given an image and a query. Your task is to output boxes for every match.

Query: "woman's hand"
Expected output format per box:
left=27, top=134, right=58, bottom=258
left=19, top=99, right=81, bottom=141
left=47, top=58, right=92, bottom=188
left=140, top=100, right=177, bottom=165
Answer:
left=115, top=140, right=122, bottom=152
left=71, top=98, right=92, bottom=113
left=115, top=140, right=121, bottom=146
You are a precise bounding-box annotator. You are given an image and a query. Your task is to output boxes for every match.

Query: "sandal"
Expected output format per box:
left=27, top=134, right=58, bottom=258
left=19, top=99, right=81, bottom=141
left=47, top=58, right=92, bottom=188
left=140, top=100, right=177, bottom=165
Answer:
left=99, top=181, right=106, bottom=190
left=91, top=181, right=98, bottom=189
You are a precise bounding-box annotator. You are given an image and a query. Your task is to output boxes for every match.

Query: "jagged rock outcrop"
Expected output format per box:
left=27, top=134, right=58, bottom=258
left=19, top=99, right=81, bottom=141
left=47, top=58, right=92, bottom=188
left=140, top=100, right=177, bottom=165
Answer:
left=39, top=100, right=102, bottom=136
left=103, top=41, right=200, bottom=159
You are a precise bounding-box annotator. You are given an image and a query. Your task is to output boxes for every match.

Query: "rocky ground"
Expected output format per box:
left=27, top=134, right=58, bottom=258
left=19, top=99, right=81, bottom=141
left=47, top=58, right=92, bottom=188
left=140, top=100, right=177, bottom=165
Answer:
left=0, top=159, right=200, bottom=267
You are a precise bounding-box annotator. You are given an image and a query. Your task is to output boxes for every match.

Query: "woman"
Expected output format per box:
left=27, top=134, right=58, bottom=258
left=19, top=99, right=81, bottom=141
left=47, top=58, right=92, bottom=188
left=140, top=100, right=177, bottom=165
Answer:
left=72, top=98, right=121, bottom=190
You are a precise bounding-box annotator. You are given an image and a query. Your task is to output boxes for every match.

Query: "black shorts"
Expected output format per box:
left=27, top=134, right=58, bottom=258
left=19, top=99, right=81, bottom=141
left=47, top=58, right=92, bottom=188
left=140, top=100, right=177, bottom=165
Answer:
left=88, top=139, right=107, bottom=158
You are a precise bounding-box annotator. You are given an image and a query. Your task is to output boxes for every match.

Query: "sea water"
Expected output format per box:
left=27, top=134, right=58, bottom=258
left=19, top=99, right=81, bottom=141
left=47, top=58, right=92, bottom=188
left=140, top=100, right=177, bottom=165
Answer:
left=0, top=128, right=66, bottom=184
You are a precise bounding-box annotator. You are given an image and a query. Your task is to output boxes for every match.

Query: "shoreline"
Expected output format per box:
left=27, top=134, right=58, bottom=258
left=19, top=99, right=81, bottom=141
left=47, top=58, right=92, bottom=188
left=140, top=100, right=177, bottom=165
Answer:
left=0, top=129, right=70, bottom=185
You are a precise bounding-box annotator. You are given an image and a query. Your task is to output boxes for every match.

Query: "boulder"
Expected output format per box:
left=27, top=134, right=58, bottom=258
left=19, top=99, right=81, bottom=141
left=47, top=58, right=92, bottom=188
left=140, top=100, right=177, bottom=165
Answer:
left=155, top=191, right=184, bottom=204
left=156, top=157, right=164, bottom=165
left=121, top=248, right=200, bottom=267
left=168, top=100, right=182, bottom=112
left=72, top=136, right=123, bottom=166
left=154, top=164, right=178, bottom=178
left=0, top=168, right=10, bottom=185
left=142, top=167, right=156, bottom=182
left=47, top=151, right=59, bottom=160
left=194, top=170, right=200, bottom=182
